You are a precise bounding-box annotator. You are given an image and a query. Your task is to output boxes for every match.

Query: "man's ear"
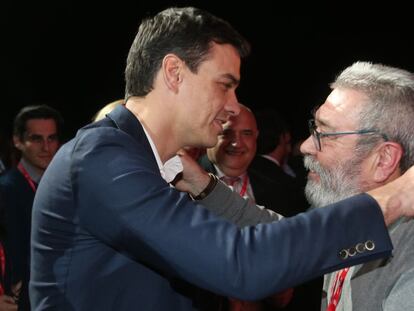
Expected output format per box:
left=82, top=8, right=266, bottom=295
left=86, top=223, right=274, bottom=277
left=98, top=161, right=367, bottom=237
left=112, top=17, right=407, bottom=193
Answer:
left=13, top=135, right=23, bottom=151
left=162, top=54, right=184, bottom=93
left=373, top=142, right=403, bottom=182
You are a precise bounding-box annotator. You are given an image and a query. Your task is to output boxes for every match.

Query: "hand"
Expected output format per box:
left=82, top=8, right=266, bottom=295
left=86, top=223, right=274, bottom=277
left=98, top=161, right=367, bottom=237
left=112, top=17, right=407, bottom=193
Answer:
left=367, top=165, right=414, bottom=225
left=172, top=149, right=210, bottom=197
left=0, top=295, right=18, bottom=311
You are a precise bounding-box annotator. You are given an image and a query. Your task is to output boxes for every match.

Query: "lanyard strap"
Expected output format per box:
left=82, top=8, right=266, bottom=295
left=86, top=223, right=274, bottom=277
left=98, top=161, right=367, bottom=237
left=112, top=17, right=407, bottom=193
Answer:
left=221, top=174, right=249, bottom=198
left=327, top=268, right=350, bottom=311
left=18, top=163, right=37, bottom=192
left=238, top=174, right=249, bottom=197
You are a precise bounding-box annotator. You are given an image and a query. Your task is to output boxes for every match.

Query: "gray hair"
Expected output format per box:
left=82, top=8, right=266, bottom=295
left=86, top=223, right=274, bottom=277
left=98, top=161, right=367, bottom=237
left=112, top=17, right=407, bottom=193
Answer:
left=331, top=61, right=414, bottom=172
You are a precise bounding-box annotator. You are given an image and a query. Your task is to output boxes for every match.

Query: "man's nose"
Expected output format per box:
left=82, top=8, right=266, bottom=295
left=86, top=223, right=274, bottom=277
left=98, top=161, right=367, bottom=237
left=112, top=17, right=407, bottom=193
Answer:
left=41, top=139, right=51, bottom=151
left=225, top=93, right=240, bottom=117
left=230, top=133, right=242, bottom=147
left=300, top=136, right=316, bottom=155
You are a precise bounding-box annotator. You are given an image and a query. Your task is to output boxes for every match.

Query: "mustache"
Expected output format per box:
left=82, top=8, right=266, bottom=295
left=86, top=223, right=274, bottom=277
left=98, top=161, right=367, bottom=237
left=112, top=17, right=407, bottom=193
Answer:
left=303, top=155, right=324, bottom=174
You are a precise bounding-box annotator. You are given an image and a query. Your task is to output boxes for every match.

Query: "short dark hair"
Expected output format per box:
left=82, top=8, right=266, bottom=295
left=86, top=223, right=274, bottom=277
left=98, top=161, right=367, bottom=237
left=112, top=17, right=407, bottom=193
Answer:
left=125, top=6, right=250, bottom=98
left=255, top=109, right=290, bottom=154
left=13, top=105, right=64, bottom=140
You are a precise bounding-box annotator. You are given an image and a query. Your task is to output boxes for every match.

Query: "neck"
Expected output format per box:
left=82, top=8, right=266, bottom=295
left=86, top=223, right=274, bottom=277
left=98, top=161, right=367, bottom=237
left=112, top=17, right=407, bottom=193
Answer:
left=126, top=96, right=180, bottom=163
left=267, top=148, right=285, bottom=165
left=216, top=164, right=247, bottom=178
left=20, top=158, right=44, bottom=182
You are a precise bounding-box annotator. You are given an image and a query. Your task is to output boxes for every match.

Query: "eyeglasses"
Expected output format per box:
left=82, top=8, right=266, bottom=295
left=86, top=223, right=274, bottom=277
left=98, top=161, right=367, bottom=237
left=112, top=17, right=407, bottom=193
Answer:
left=308, top=119, right=388, bottom=151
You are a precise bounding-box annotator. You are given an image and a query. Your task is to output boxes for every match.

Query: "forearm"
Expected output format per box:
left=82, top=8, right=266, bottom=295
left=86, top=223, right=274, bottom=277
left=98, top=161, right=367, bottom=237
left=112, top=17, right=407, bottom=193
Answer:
left=197, top=180, right=282, bottom=227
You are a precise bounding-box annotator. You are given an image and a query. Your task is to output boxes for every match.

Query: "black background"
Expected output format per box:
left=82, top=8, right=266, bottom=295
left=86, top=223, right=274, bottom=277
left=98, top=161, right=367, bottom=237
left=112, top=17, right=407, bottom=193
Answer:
left=2, top=1, right=413, bottom=142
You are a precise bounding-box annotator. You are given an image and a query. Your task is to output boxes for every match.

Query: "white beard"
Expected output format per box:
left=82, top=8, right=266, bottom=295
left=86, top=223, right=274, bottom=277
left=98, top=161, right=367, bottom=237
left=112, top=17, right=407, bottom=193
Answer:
left=303, top=155, right=364, bottom=208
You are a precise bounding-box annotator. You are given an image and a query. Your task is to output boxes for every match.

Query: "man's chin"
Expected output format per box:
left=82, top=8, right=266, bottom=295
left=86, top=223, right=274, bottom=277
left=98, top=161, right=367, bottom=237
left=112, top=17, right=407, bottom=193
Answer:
left=307, top=171, right=320, bottom=182
left=203, top=137, right=218, bottom=149
left=34, top=161, right=51, bottom=171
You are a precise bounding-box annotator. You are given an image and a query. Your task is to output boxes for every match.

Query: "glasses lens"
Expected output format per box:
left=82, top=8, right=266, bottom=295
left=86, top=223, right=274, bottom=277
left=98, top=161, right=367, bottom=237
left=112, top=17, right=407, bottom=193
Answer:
left=311, top=134, right=320, bottom=151
left=308, top=120, right=321, bottom=151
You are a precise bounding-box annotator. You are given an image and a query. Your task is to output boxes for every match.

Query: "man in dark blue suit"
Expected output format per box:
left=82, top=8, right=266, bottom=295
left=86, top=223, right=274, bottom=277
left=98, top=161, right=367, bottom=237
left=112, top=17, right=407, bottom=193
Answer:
left=0, top=105, right=63, bottom=310
left=30, top=7, right=414, bottom=311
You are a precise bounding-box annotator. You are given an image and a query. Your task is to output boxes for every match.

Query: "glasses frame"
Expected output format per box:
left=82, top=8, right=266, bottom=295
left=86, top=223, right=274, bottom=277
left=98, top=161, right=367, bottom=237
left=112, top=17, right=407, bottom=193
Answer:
left=308, top=119, right=388, bottom=151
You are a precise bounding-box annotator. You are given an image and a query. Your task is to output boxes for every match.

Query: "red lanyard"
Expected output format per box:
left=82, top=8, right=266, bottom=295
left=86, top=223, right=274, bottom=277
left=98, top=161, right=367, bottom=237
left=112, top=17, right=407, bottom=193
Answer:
left=18, top=163, right=37, bottom=192
left=327, top=268, right=350, bottom=311
left=239, top=174, right=249, bottom=197
left=0, top=242, right=5, bottom=295
left=222, top=174, right=249, bottom=197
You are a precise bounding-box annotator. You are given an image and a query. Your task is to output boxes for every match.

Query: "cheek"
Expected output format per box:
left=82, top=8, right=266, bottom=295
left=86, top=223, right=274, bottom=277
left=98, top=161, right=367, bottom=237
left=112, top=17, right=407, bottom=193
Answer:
left=245, top=139, right=257, bottom=152
left=217, top=142, right=228, bottom=155
left=316, top=156, right=335, bottom=172
left=50, top=143, right=60, bottom=153
left=22, top=143, right=37, bottom=154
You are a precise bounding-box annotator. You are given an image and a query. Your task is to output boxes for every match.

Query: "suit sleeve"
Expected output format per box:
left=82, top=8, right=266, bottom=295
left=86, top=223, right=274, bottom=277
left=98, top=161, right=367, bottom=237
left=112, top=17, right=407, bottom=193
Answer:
left=198, top=180, right=283, bottom=227
left=71, top=128, right=393, bottom=300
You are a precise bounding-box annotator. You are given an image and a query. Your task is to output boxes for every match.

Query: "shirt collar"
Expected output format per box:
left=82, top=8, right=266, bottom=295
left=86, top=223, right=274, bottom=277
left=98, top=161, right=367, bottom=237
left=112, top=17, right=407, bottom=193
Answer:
left=20, top=158, right=42, bottom=183
left=141, top=126, right=183, bottom=183
left=262, top=154, right=280, bottom=166
left=212, top=164, right=247, bottom=180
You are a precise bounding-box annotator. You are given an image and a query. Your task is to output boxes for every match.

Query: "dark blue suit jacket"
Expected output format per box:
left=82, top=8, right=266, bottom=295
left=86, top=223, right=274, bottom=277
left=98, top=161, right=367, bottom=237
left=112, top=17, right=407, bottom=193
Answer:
left=30, top=105, right=393, bottom=310
left=0, top=167, right=34, bottom=310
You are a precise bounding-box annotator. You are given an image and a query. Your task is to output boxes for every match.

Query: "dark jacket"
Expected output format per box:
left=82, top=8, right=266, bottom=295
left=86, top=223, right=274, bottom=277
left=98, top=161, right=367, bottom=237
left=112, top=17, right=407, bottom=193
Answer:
left=30, top=105, right=392, bottom=310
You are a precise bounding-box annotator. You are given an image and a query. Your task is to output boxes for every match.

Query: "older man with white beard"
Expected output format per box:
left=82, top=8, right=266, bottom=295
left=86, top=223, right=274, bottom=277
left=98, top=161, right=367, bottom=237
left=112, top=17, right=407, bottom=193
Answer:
left=186, top=61, right=414, bottom=311
left=300, top=62, right=414, bottom=311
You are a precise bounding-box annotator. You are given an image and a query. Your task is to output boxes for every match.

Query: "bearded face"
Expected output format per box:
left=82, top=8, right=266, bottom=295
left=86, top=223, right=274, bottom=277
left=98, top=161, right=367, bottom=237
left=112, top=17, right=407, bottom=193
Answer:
left=303, top=154, right=365, bottom=208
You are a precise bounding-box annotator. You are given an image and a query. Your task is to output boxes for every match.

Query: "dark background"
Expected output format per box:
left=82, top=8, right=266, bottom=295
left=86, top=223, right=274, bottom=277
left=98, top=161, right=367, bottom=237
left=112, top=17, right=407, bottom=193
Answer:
left=2, top=1, right=413, bottom=143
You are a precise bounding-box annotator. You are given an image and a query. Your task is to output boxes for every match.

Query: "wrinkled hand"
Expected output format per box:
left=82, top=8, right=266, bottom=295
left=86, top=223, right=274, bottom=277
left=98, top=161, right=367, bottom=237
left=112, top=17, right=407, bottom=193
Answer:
left=368, top=165, right=414, bottom=225
left=172, top=149, right=210, bottom=197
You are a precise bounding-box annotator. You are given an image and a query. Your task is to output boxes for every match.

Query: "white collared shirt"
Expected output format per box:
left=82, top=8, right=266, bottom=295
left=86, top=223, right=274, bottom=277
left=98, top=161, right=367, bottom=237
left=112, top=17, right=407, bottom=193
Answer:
left=212, top=165, right=255, bottom=202
left=141, top=126, right=183, bottom=183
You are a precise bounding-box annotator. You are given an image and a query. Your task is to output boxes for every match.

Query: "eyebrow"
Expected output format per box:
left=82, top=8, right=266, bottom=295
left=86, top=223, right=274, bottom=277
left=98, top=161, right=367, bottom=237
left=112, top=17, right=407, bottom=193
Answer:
left=221, top=73, right=240, bottom=87
left=27, top=133, right=58, bottom=137
left=314, top=116, right=335, bottom=131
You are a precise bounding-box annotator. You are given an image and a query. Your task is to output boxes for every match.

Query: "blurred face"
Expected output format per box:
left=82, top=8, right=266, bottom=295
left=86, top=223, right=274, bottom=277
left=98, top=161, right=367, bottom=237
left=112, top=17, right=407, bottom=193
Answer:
left=14, top=118, right=60, bottom=172
left=207, top=107, right=258, bottom=177
left=178, top=43, right=241, bottom=148
left=300, top=88, right=374, bottom=207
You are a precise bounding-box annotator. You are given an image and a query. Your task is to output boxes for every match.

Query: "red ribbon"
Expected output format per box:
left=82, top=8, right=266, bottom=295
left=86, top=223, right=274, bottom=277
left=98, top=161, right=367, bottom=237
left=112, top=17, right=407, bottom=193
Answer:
left=18, top=163, right=37, bottom=192
left=327, top=267, right=350, bottom=311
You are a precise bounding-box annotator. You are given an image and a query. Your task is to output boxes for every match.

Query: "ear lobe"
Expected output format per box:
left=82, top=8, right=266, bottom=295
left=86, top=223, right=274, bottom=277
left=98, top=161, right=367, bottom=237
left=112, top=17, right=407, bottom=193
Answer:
left=13, top=136, right=23, bottom=151
left=162, top=54, right=183, bottom=92
left=373, top=142, right=403, bottom=182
